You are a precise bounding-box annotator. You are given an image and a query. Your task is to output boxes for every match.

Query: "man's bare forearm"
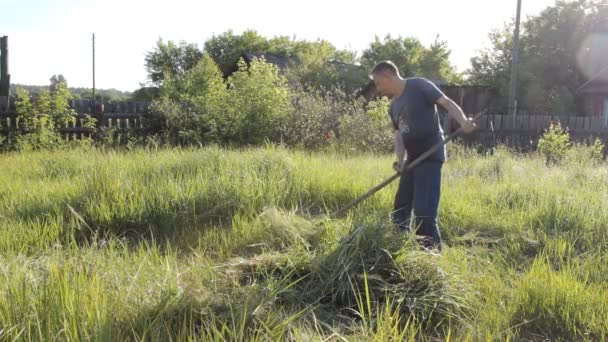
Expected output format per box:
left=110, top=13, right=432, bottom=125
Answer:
left=394, top=130, right=406, bottom=163
left=437, top=96, right=476, bottom=134
left=443, top=98, right=468, bottom=125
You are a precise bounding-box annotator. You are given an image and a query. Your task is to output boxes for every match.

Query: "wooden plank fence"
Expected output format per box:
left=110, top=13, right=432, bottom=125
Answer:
left=446, top=114, right=608, bottom=133
left=2, top=97, right=608, bottom=147
left=0, top=99, right=151, bottom=139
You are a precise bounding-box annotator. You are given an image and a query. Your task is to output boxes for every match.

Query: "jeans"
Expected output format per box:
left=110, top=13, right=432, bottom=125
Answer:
left=392, top=160, right=443, bottom=250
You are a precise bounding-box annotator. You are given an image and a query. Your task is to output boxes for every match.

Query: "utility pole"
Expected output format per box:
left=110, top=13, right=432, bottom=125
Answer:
left=509, top=0, right=523, bottom=121
left=92, top=33, right=96, bottom=117
left=0, top=36, right=9, bottom=97
left=0, top=36, right=9, bottom=112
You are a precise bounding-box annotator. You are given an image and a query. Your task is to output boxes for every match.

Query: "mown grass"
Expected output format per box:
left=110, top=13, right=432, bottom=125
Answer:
left=0, top=144, right=607, bottom=341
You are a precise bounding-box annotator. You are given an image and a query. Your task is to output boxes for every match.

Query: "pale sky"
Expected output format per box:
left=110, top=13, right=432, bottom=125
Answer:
left=2, top=0, right=556, bottom=92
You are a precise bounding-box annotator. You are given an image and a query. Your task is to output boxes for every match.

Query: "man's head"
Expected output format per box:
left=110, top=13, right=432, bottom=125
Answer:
left=369, top=61, right=403, bottom=98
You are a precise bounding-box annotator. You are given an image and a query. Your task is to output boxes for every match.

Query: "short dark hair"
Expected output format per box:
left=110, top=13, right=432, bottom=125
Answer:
left=369, top=61, right=400, bottom=80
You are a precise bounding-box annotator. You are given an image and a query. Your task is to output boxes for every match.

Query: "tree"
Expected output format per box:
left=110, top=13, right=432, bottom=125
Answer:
left=287, top=39, right=364, bottom=93
left=204, top=30, right=361, bottom=93
left=145, top=39, right=202, bottom=86
left=361, top=35, right=462, bottom=83
left=420, top=38, right=463, bottom=83
left=204, top=30, right=273, bottom=76
left=468, top=25, right=516, bottom=112
left=50, top=74, right=67, bottom=93
left=131, top=87, right=160, bottom=101
left=468, top=0, right=607, bottom=115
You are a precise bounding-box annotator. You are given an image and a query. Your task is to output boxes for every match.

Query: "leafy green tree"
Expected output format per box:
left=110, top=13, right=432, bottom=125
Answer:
left=204, top=30, right=273, bottom=76
left=468, top=0, right=607, bottom=115
left=145, top=39, right=202, bottom=86
left=286, top=40, right=364, bottom=93
left=131, top=87, right=160, bottom=101
left=361, top=35, right=462, bottom=83
left=50, top=74, right=67, bottom=93
left=468, top=25, right=518, bottom=112
left=204, top=31, right=361, bottom=93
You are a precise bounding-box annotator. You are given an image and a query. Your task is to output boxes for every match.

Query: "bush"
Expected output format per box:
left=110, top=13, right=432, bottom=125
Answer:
left=276, top=89, right=347, bottom=149
left=146, top=100, right=208, bottom=146
left=538, top=122, right=570, bottom=165
left=146, top=54, right=226, bottom=146
left=567, top=138, right=605, bottom=165
left=226, top=58, right=290, bottom=145
left=338, top=98, right=392, bottom=153
left=148, top=56, right=290, bottom=147
left=9, top=83, right=78, bottom=151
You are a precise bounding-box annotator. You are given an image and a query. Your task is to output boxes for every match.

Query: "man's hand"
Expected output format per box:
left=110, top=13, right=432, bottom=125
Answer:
left=437, top=96, right=477, bottom=134
left=459, top=117, right=477, bottom=134
left=393, top=160, right=406, bottom=173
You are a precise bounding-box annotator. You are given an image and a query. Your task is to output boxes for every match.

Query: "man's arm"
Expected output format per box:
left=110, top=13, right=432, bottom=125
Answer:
left=394, top=130, right=406, bottom=172
left=436, top=96, right=476, bottom=133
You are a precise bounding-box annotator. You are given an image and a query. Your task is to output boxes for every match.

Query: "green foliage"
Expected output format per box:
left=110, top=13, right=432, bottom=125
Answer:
left=148, top=56, right=290, bottom=146
left=226, top=58, right=290, bottom=145
left=468, top=1, right=608, bottom=114
left=147, top=100, right=205, bottom=146
left=276, top=90, right=342, bottom=149
left=204, top=30, right=276, bottom=76
left=15, top=83, right=132, bottom=102
left=567, top=137, right=605, bottom=165
left=49, top=74, right=67, bottom=93
left=11, top=83, right=78, bottom=151
left=130, top=87, right=160, bottom=101
left=361, top=34, right=462, bottom=83
left=287, top=60, right=368, bottom=94
left=338, top=98, right=393, bottom=152
left=203, top=30, right=356, bottom=78
left=590, top=137, right=604, bottom=162
left=538, top=122, right=571, bottom=165
left=146, top=54, right=227, bottom=146
left=75, top=88, right=131, bottom=102
left=145, top=38, right=203, bottom=86
left=49, top=80, right=77, bottom=127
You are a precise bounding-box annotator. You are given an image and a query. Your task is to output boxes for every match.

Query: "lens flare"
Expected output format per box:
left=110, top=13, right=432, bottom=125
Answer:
left=576, top=33, right=608, bottom=81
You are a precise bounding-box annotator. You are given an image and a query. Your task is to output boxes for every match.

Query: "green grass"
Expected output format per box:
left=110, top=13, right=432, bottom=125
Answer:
left=0, top=145, right=607, bottom=341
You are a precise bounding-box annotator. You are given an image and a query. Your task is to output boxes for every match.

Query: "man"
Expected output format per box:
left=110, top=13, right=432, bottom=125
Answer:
left=369, top=61, right=476, bottom=251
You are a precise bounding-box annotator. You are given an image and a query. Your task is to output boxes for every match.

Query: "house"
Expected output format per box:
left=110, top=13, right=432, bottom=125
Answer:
left=577, top=65, right=608, bottom=126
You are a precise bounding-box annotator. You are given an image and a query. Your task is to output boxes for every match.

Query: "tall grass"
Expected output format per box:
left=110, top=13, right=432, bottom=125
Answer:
left=0, top=145, right=606, bottom=340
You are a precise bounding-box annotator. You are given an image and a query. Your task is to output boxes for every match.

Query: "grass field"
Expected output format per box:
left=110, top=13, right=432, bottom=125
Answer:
left=0, top=145, right=607, bottom=341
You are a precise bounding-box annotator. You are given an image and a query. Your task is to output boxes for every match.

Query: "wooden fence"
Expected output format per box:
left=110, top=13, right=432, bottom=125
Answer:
left=474, top=114, right=608, bottom=133
left=2, top=97, right=608, bottom=148
left=0, top=99, right=151, bottom=139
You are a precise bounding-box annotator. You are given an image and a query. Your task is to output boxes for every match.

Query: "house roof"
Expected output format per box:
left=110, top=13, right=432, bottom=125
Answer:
left=578, top=65, right=608, bottom=93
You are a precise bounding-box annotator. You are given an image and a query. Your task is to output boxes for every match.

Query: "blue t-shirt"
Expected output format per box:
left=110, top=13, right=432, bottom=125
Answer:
left=389, top=77, right=446, bottom=162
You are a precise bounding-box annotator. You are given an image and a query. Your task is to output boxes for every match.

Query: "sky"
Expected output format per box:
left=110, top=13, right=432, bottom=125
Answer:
left=1, top=0, right=556, bottom=92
